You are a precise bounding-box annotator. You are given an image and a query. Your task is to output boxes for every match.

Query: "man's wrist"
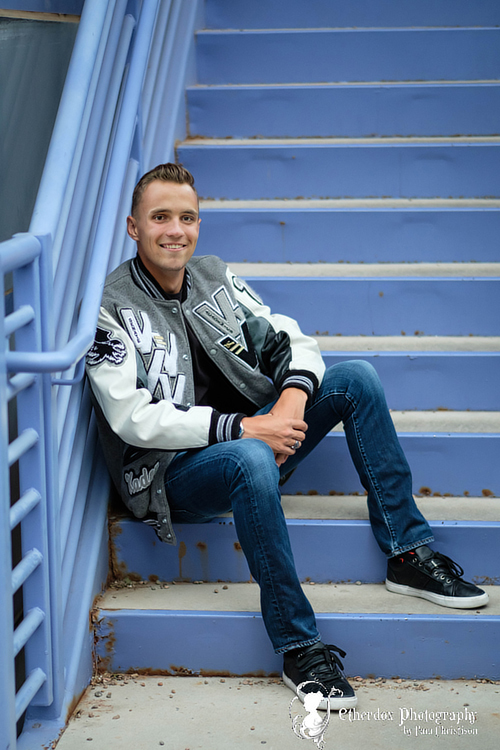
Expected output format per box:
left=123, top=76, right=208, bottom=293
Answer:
left=279, top=371, right=318, bottom=401
left=278, top=387, right=308, bottom=402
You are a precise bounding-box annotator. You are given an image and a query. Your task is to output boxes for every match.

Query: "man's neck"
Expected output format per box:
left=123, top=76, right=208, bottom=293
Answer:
left=135, top=254, right=186, bottom=298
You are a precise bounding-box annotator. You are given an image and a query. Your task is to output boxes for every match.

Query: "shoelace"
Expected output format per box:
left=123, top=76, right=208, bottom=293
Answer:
left=428, top=551, right=465, bottom=579
left=296, top=643, right=347, bottom=686
left=406, top=550, right=465, bottom=582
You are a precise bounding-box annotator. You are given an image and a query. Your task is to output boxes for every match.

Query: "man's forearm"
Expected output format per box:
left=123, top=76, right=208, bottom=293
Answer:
left=271, top=387, right=308, bottom=421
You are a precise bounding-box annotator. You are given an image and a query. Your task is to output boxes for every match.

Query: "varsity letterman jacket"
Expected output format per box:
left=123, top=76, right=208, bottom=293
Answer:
left=86, top=254, right=325, bottom=544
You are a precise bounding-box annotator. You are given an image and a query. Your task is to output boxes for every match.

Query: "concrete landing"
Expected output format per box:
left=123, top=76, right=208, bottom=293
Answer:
left=55, top=675, right=500, bottom=750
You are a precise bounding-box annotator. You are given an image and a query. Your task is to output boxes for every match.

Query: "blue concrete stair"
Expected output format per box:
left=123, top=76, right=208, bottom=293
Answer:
left=204, top=0, right=500, bottom=30
left=225, top=266, right=500, bottom=336
left=178, top=138, right=500, bottom=200
left=95, top=582, right=499, bottom=680
left=195, top=29, right=500, bottom=85
left=197, top=199, right=500, bottom=263
left=188, top=84, right=500, bottom=139
left=96, top=0, right=500, bottom=682
left=109, top=495, right=499, bottom=586
left=100, top=495, right=499, bottom=679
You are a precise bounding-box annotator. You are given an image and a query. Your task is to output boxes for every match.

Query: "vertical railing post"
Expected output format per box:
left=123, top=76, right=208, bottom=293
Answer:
left=12, top=238, right=54, bottom=711
left=37, top=232, right=65, bottom=720
left=0, top=252, right=17, bottom=750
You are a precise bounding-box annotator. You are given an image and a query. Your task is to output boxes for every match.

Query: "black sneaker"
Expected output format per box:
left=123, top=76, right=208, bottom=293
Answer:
left=283, top=641, right=358, bottom=710
left=386, top=545, right=489, bottom=609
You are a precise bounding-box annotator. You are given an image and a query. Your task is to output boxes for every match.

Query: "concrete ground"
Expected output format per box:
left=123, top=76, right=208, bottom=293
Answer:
left=55, top=674, right=500, bottom=750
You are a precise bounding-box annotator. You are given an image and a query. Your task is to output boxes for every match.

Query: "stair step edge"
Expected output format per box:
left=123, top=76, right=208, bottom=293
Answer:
left=190, top=79, right=500, bottom=89
left=315, top=336, right=500, bottom=352
left=99, top=582, right=500, bottom=616
left=182, top=136, right=500, bottom=146
left=333, top=411, right=500, bottom=433
left=279, top=495, right=500, bottom=522
left=200, top=198, right=500, bottom=208
left=228, top=262, right=500, bottom=277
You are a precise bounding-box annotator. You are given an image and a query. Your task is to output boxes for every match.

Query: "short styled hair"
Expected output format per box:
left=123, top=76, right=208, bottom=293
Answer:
left=130, top=163, right=197, bottom=217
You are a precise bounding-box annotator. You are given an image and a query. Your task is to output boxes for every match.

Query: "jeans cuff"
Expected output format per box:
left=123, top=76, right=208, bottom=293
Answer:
left=275, top=634, right=322, bottom=655
left=387, top=535, right=435, bottom=558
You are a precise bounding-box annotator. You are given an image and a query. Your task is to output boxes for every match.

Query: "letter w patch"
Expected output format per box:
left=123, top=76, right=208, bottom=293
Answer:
left=193, top=287, right=257, bottom=369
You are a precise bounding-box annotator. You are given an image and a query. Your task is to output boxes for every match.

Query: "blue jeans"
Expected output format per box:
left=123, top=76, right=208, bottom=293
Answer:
left=165, top=361, right=434, bottom=654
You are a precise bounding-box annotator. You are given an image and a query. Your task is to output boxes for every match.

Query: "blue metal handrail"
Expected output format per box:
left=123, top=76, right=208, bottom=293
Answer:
left=0, top=1, right=203, bottom=747
left=7, top=4, right=157, bottom=375
left=29, top=1, right=113, bottom=244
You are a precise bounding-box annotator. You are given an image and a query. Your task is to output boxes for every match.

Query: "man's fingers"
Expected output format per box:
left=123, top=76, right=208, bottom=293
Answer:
left=291, top=419, right=308, bottom=432
left=274, top=452, right=289, bottom=466
left=289, top=429, right=306, bottom=443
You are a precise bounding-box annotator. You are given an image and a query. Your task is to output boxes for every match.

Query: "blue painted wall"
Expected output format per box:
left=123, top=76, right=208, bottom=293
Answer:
left=0, top=15, right=78, bottom=242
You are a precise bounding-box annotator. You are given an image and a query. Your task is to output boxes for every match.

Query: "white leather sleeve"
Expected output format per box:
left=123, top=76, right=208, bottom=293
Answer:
left=86, top=307, right=212, bottom=450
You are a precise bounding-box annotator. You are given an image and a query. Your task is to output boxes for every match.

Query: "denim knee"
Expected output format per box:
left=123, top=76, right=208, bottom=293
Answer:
left=326, top=358, right=379, bottom=384
left=224, top=438, right=280, bottom=491
left=323, top=359, right=385, bottom=405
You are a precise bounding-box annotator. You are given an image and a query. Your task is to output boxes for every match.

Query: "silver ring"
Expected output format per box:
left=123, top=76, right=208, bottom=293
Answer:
left=293, top=440, right=300, bottom=450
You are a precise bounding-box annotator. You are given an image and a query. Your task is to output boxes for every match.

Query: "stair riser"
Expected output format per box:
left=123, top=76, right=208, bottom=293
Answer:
left=206, top=0, right=500, bottom=30
left=241, top=278, right=500, bottom=336
left=285, top=433, right=500, bottom=497
left=95, top=610, right=499, bottom=679
left=112, top=518, right=499, bottom=585
left=178, top=142, right=500, bottom=199
left=188, top=84, right=500, bottom=139
left=196, top=29, right=500, bottom=85
left=323, top=354, right=500, bottom=412
left=200, top=207, right=500, bottom=263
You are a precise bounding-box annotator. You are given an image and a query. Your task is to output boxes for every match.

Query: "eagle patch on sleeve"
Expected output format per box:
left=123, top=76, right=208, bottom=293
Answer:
left=87, top=326, right=127, bottom=367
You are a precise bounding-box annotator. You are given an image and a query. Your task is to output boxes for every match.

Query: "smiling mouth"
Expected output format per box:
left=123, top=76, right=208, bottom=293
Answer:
left=161, top=243, right=185, bottom=250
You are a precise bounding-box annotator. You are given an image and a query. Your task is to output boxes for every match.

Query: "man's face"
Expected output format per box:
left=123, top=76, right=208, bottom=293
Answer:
left=127, top=179, right=200, bottom=294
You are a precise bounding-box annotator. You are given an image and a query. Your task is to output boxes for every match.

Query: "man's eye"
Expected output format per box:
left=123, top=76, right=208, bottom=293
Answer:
left=153, top=214, right=165, bottom=221
left=182, top=215, right=195, bottom=222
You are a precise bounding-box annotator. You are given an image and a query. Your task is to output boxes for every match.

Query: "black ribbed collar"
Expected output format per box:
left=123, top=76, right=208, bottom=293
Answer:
left=131, top=255, right=190, bottom=301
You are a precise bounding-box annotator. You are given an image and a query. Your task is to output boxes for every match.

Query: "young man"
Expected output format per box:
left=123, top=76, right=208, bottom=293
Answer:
left=86, top=163, right=488, bottom=711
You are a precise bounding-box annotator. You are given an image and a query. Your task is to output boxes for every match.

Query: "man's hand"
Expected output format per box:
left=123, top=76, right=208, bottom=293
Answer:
left=241, top=388, right=308, bottom=466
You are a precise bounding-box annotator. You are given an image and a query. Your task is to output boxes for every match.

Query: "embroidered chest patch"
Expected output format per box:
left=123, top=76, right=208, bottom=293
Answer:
left=193, top=286, right=258, bottom=369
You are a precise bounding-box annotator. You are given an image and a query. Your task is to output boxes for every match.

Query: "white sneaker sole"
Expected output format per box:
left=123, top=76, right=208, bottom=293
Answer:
left=282, top=672, right=358, bottom=711
left=385, top=579, right=489, bottom=609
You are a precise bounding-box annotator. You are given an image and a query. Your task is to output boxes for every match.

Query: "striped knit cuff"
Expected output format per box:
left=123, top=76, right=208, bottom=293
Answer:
left=279, top=370, right=319, bottom=401
left=209, top=411, right=246, bottom=444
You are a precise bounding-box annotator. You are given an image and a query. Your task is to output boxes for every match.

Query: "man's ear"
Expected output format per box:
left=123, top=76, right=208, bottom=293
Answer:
left=126, top=215, right=138, bottom=241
